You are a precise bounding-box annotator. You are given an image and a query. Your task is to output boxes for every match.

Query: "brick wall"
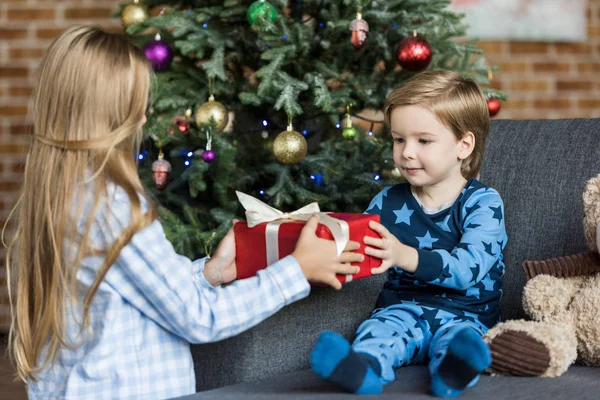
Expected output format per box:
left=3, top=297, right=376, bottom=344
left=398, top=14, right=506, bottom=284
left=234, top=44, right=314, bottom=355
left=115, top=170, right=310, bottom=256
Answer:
left=1, top=0, right=599, bottom=331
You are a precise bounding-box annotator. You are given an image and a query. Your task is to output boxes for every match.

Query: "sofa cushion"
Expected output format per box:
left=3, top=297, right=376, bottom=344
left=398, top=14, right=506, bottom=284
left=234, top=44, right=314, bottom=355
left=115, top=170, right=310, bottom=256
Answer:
left=480, top=119, right=600, bottom=321
left=176, top=365, right=600, bottom=399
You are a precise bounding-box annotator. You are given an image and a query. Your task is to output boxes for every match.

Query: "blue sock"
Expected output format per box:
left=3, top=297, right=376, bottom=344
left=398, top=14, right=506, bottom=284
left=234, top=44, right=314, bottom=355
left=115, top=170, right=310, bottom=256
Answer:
left=430, top=328, right=491, bottom=398
left=310, top=331, right=383, bottom=395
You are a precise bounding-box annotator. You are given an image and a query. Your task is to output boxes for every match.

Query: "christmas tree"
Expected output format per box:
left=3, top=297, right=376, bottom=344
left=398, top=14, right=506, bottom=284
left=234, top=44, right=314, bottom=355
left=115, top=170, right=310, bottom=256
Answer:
left=119, top=0, right=506, bottom=258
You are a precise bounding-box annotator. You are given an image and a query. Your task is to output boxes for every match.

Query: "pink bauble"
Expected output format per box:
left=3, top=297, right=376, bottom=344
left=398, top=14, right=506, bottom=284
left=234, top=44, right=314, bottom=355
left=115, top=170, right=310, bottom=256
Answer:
left=144, top=39, right=174, bottom=71
left=202, top=149, right=216, bottom=163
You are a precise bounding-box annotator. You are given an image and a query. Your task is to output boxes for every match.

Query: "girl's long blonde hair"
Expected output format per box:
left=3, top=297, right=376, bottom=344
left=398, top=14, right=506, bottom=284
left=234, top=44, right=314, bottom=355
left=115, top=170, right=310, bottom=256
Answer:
left=4, top=25, right=158, bottom=382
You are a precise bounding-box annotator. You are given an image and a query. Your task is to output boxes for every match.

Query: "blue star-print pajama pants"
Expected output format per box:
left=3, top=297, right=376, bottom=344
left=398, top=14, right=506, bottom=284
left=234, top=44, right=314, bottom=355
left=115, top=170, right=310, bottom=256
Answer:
left=352, top=302, right=488, bottom=384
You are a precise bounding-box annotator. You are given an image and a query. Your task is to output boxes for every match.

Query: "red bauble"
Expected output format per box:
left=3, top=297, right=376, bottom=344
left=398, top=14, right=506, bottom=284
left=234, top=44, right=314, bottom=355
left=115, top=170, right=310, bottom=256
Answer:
left=396, top=34, right=432, bottom=72
left=487, top=98, right=501, bottom=117
left=168, top=109, right=193, bottom=135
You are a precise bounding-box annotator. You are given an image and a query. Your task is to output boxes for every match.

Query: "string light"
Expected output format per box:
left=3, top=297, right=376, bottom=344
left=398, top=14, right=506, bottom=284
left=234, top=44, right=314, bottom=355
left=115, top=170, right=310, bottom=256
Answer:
left=374, top=174, right=380, bottom=181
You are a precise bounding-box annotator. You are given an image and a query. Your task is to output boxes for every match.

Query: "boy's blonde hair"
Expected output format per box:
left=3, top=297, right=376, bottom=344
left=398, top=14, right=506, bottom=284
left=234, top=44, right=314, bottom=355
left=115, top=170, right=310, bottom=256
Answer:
left=4, top=25, right=157, bottom=382
left=383, top=70, right=489, bottom=180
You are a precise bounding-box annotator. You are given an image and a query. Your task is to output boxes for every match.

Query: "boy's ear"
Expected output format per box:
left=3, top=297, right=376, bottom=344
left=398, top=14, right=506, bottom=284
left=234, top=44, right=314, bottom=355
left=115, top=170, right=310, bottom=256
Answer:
left=458, top=131, right=475, bottom=160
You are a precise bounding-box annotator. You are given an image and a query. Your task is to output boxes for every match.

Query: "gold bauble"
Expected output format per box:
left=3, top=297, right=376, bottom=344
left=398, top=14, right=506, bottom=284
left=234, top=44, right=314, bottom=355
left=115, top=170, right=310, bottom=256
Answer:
left=121, top=1, right=149, bottom=27
left=273, top=128, right=307, bottom=164
left=195, top=95, right=229, bottom=133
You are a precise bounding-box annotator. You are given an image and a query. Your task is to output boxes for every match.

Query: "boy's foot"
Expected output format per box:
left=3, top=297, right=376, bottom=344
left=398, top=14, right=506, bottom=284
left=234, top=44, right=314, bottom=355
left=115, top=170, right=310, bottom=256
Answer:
left=310, top=331, right=383, bottom=395
left=430, top=328, right=491, bottom=398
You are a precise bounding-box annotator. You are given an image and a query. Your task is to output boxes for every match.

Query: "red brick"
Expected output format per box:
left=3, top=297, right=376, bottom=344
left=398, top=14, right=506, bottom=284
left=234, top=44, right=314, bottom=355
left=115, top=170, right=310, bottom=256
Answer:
left=578, top=62, right=600, bottom=73
left=510, top=81, right=549, bottom=91
left=509, top=42, right=550, bottom=54
left=36, top=28, right=64, bottom=40
left=7, top=8, right=55, bottom=20
left=578, top=99, right=600, bottom=108
left=589, top=25, right=600, bottom=37
left=9, top=47, right=45, bottom=59
left=0, top=314, right=10, bottom=327
left=9, top=125, right=33, bottom=135
left=0, top=182, right=22, bottom=192
left=555, top=42, right=593, bottom=55
left=503, top=99, right=529, bottom=110
left=0, top=144, right=30, bottom=154
left=64, top=8, right=113, bottom=20
left=8, top=87, right=33, bottom=97
left=556, top=81, right=596, bottom=91
left=534, top=99, right=572, bottom=109
left=0, top=67, right=29, bottom=78
left=10, top=162, right=25, bottom=174
left=478, top=41, right=505, bottom=55
left=532, top=62, right=570, bottom=73
left=0, top=107, right=28, bottom=117
left=488, top=80, right=503, bottom=90
left=0, top=28, right=29, bottom=40
left=495, top=62, right=529, bottom=73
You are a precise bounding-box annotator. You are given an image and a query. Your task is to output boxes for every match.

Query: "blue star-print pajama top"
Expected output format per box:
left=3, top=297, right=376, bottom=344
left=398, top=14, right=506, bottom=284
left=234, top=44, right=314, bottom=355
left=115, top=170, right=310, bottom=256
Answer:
left=359, top=179, right=508, bottom=383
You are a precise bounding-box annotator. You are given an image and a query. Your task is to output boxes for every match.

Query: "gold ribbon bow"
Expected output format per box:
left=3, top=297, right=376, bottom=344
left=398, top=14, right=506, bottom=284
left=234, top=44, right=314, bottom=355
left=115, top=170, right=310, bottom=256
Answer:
left=235, top=191, right=350, bottom=261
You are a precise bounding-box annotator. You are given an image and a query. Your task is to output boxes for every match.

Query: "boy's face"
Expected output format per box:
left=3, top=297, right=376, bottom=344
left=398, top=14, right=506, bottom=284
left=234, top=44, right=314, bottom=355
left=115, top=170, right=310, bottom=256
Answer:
left=390, top=105, right=472, bottom=188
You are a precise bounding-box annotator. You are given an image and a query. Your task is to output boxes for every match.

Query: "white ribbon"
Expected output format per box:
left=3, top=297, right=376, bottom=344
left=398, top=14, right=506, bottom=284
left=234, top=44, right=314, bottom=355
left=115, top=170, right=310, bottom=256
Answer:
left=235, top=191, right=350, bottom=268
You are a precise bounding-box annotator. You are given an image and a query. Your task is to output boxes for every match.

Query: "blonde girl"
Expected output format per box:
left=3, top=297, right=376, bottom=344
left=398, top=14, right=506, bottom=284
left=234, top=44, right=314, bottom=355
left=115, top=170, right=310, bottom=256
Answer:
left=5, top=25, right=361, bottom=399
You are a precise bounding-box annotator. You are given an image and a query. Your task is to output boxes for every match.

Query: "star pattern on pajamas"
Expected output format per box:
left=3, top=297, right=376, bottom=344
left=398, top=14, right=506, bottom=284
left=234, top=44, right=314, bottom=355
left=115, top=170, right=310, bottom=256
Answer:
left=393, top=203, right=414, bottom=225
left=365, top=180, right=507, bottom=330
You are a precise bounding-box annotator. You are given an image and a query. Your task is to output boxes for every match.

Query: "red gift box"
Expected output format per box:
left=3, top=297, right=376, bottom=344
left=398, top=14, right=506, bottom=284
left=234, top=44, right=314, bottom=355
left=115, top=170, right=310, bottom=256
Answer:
left=234, top=213, right=382, bottom=284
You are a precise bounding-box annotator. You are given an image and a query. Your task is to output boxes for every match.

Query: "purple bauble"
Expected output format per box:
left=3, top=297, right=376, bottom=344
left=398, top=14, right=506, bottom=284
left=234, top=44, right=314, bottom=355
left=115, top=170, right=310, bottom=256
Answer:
left=144, top=39, right=174, bottom=71
left=202, top=149, right=216, bottom=163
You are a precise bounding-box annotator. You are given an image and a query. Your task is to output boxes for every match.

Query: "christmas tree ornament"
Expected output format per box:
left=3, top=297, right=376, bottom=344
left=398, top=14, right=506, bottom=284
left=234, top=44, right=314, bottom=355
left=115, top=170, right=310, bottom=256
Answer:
left=349, top=12, right=369, bottom=50
left=202, top=131, right=217, bottom=163
left=396, top=31, right=432, bottom=72
left=121, top=0, right=149, bottom=27
left=487, top=98, right=501, bottom=117
left=273, top=120, right=307, bottom=164
left=144, top=33, right=174, bottom=71
left=152, top=149, right=171, bottom=190
left=342, top=105, right=357, bottom=140
left=195, top=94, right=229, bottom=133
left=248, top=0, right=277, bottom=25
left=168, top=108, right=193, bottom=135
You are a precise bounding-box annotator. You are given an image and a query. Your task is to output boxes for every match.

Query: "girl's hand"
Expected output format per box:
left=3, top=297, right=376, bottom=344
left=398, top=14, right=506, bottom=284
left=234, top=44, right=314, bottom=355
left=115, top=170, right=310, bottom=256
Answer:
left=204, top=220, right=239, bottom=286
left=364, top=220, right=417, bottom=274
left=291, top=215, right=362, bottom=290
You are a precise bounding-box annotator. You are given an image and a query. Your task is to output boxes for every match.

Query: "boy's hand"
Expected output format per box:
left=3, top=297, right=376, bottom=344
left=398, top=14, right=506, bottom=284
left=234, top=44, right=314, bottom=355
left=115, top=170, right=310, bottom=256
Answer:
left=291, top=215, right=362, bottom=290
left=204, top=220, right=239, bottom=286
left=364, top=220, right=418, bottom=274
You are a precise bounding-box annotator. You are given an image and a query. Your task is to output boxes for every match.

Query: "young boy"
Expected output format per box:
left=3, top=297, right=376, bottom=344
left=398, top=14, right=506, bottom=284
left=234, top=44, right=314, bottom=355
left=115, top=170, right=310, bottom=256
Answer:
left=310, top=70, right=508, bottom=398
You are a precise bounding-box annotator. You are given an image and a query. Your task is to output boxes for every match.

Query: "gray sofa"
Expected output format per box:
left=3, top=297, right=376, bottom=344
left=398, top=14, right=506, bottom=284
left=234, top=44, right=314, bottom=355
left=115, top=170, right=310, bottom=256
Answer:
left=180, top=119, right=600, bottom=399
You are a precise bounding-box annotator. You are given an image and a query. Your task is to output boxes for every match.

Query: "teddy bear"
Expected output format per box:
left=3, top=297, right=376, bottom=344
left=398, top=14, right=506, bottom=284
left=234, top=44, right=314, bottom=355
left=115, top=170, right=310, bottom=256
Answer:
left=483, top=174, right=600, bottom=377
